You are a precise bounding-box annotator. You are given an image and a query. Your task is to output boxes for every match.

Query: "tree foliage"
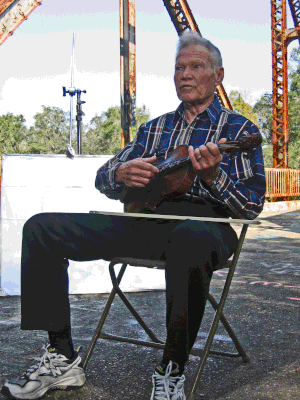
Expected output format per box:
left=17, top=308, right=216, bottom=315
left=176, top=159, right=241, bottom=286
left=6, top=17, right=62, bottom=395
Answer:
left=287, top=46, right=300, bottom=168
left=290, top=47, right=300, bottom=92
left=229, top=91, right=258, bottom=126
left=84, top=106, right=120, bottom=155
left=288, top=47, right=300, bottom=147
left=252, top=46, right=300, bottom=169
left=0, top=104, right=150, bottom=156
left=262, top=145, right=273, bottom=168
left=83, top=105, right=150, bottom=155
left=0, top=113, right=28, bottom=154
left=253, top=93, right=273, bottom=143
left=27, top=106, right=70, bottom=154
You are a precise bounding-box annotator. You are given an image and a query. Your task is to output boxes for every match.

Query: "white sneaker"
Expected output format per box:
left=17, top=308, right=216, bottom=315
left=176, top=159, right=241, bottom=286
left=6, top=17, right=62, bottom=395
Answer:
left=1, top=344, right=86, bottom=399
left=151, top=361, right=186, bottom=400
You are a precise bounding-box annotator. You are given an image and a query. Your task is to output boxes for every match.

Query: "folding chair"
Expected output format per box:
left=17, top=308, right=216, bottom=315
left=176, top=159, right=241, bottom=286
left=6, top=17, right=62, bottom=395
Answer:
left=82, top=213, right=260, bottom=399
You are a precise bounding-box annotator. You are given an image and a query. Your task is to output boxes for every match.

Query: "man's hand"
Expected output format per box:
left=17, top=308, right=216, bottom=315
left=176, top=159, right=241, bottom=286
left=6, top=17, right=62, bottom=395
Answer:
left=115, top=156, right=159, bottom=188
left=188, top=138, right=227, bottom=185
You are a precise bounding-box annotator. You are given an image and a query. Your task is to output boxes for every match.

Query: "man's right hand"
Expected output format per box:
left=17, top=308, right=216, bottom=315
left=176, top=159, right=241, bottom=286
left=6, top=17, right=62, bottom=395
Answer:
left=115, top=156, right=159, bottom=187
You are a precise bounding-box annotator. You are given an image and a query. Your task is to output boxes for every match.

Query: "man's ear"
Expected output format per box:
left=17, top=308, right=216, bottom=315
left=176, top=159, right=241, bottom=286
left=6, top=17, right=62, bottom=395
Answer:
left=215, top=67, right=224, bottom=86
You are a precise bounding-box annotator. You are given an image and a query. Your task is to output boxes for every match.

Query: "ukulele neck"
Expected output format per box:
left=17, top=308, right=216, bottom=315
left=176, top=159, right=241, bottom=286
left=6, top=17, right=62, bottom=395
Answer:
left=158, top=156, right=191, bottom=176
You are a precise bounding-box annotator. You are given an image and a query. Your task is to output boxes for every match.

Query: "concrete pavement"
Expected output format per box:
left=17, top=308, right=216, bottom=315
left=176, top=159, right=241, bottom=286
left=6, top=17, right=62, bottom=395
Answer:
left=0, top=209, right=299, bottom=399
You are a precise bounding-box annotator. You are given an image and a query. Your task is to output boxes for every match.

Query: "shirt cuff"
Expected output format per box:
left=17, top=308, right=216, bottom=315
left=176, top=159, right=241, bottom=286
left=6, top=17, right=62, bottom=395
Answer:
left=108, top=161, right=125, bottom=189
left=207, top=167, right=224, bottom=191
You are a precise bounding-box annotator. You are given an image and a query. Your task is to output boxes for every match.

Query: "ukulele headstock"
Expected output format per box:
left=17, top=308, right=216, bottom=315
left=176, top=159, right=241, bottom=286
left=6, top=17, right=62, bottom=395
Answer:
left=221, top=133, right=263, bottom=153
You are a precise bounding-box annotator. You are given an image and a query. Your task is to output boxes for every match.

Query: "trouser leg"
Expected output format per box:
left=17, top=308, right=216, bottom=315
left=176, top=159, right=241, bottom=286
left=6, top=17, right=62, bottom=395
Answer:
left=162, top=220, right=238, bottom=369
left=20, top=212, right=157, bottom=331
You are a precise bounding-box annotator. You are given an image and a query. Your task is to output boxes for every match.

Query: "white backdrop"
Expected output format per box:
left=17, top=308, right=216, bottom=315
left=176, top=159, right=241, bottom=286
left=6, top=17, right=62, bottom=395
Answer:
left=0, top=154, right=165, bottom=295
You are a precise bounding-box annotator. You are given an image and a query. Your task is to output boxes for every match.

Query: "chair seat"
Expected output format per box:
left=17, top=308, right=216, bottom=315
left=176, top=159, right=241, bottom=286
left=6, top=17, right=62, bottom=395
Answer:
left=111, top=257, right=166, bottom=269
left=110, top=257, right=231, bottom=271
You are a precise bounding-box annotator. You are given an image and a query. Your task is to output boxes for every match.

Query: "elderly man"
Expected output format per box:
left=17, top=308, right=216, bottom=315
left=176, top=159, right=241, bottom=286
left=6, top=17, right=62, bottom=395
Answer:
left=2, top=31, right=265, bottom=400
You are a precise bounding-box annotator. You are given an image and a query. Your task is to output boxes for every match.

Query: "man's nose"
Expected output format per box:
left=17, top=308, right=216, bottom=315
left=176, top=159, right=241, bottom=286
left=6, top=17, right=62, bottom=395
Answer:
left=181, top=67, right=192, bottom=79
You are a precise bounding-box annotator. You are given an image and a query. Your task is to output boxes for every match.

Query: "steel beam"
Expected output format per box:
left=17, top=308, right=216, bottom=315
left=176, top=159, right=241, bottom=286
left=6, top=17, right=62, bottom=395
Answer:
left=288, top=0, right=300, bottom=44
left=0, top=0, right=42, bottom=46
left=271, top=0, right=300, bottom=172
left=120, top=0, right=136, bottom=148
left=163, top=0, right=232, bottom=109
left=271, top=0, right=289, bottom=169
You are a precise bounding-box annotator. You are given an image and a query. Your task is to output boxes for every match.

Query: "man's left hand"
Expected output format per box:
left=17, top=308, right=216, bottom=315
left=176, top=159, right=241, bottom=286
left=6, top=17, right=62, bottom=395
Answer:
left=188, top=138, right=227, bottom=185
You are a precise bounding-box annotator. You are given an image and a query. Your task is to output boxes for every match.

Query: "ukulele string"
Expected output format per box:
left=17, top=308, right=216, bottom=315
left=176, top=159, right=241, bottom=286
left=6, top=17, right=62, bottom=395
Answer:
left=155, top=134, right=262, bottom=176
left=158, top=156, right=190, bottom=175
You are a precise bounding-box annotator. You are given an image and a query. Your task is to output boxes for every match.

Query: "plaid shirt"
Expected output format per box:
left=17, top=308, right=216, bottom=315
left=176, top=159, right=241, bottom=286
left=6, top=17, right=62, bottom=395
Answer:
left=95, top=96, right=266, bottom=219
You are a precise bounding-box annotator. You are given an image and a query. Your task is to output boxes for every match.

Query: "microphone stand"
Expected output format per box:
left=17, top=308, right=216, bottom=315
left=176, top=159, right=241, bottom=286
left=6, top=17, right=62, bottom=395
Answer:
left=62, top=32, right=86, bottom=158
left=63, top=87, right=86, bottom=156
left=76, top=89, right=86, bottom=155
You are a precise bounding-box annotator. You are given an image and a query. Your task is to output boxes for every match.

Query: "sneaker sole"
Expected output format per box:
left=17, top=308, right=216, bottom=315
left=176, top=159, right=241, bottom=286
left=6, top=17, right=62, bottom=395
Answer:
left=1, top=373, right=86, bottom=400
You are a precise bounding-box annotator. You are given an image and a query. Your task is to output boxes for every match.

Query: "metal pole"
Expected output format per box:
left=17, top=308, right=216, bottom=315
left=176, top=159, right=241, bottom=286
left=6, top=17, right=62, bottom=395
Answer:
left=63, top=33, right=86, bottom=157
left=271, top=0, right=289, bottom=169
left=120, top=0, right=136, bottom=148
left=76, top=92, right=86, bottom=155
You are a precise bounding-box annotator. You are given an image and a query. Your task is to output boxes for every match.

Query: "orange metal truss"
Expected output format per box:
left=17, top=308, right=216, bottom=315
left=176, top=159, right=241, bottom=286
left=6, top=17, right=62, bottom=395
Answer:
left=163, top=0, right=232, bottom=110
left=120, top=0, right=136, bottom=148
left=0, top=0, right=42, bottom=46
left=0, top=0, right=15, bottom=13
left=271, top=0, right=289, bottom=169
left=271, top=0, right=300, bottom=169
left=288, top=0, right=300, bottom=30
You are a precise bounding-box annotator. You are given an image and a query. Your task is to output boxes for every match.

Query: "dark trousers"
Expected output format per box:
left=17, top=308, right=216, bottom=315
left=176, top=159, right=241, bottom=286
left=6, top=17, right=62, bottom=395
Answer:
left=21, top=210, right=237, bottom=367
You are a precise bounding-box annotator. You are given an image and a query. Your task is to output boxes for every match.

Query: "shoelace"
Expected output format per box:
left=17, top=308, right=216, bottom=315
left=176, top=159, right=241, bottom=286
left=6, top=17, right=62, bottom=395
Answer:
left=21, top=344, right=66, bottom=379
left=170, top=376, right=185, bottom=400
left=153, top=362, right=185, bottom=400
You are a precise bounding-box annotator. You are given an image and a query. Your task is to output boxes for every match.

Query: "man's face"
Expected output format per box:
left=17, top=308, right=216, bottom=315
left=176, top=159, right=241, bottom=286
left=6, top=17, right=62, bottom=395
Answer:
left=174, top=44, right=224, bottom=105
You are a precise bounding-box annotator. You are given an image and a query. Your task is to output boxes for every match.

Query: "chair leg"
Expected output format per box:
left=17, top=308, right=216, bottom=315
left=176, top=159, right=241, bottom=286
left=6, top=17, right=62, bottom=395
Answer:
left=207, top=293, right=250, bottom=362
left=82, top=261, right=166, bottom=370
left=187, top=224, right=249, bottom=400
left=82, top=263, right=127, bottom=370
left=109, top=262, right=165, bottom=344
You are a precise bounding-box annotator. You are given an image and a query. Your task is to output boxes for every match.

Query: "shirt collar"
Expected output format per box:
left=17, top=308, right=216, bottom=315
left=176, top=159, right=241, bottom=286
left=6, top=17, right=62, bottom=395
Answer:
left=175, top=95, right=222, bottom=125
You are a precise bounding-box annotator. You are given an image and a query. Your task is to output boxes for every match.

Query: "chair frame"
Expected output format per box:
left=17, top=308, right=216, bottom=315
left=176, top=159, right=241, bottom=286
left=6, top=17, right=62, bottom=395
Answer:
left=82, top=215, right=260, bottom=399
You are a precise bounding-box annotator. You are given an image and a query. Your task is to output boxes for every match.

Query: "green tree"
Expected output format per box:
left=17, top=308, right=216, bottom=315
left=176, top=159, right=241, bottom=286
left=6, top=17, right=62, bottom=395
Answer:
left=289, top=139, right=300, bottom=169
left=0, top=104, right=150, bottom=156
left=229, top=91, right=259, bottom=126
left=285, top=46, right=300, bottom=169
left=288, top=47, right=300, bottom=145
left=131, top=104, right=151, bottom=140
left=84, top=105, right=150, bottom=155
left=262, top=145, right=273, bottom=168
left=0, top=113, right=28, bottom=153
left=253, top=46, right=300, bottom=169
left=84, top=106, right=120, bottom=155
left=27, top=106, right=71, bottom=154
left=290, top=47, right=300, bottom=92
left=253, top=93, right=273, bottom=143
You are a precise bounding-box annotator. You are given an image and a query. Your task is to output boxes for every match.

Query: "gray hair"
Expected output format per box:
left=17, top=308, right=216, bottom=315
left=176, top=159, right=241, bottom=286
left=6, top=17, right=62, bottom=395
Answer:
left=176, top=31, right=223, bottom=70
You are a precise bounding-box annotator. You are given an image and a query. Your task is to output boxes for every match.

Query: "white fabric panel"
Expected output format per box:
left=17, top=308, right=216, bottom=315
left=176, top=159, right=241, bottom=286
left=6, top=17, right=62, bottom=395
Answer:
left=0, top=155, right=165, bottom=295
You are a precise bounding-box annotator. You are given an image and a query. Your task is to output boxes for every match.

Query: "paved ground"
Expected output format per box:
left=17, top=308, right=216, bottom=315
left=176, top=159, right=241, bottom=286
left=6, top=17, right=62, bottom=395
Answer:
left=0, top=210, right=300, bottom=400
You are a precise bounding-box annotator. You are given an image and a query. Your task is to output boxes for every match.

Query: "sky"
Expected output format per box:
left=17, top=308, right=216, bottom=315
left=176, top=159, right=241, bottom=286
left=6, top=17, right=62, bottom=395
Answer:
left=0, top=0, right=299, bottom=128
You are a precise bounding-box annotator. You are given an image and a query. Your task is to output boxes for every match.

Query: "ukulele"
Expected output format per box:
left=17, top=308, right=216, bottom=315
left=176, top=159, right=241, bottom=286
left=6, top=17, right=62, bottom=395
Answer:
left=120, top=133, right=263, bottom=213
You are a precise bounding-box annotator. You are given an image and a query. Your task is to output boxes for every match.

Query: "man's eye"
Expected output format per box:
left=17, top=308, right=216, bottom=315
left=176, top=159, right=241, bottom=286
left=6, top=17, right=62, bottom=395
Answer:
left=175, top=66, right=183, bottom=71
